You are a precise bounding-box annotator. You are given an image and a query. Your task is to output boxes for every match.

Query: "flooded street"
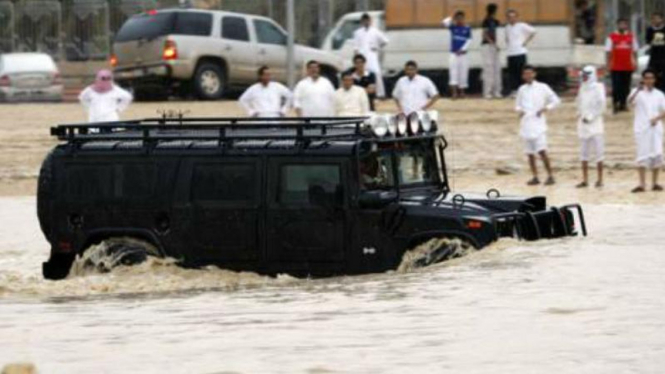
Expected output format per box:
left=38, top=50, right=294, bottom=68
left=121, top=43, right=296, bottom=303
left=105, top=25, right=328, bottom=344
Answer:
left=1, top=197, right=664, bottom=373
left=1, top=100, right=665, bottom=372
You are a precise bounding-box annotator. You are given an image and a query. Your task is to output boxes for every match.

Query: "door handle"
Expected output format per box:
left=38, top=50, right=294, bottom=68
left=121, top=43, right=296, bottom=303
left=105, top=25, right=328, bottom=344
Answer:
left=224, top=45, right=232, bottom=51
left=259, top=48, right=266, bottom=55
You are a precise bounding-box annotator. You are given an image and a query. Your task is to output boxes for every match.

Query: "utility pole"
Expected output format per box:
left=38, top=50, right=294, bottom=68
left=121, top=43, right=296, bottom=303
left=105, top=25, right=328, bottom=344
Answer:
left=286, top=0, right=296, bottom=89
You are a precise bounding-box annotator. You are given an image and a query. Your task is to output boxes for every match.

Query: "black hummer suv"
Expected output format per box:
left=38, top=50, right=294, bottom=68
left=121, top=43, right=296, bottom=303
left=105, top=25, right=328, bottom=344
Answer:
left=38, top=115, right=586, bottom=280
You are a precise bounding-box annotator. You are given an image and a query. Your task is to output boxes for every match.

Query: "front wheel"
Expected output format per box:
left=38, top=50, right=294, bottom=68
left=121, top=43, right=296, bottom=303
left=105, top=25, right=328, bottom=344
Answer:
left=194, top=63, right=226, bottom=100
left=398, top=237, right=473, bottom=272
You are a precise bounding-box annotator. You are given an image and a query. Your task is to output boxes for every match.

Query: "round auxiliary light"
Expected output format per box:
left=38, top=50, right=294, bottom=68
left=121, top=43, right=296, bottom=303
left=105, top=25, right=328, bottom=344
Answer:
left=395, top=113, right=408, bottom=136
left=368, top=115, right=389, bottom=137
left=421, top=110, right=439, bottom=133
left=387, top=114, right=398, bottom=136
left=407, top=112, right=421, bottom=134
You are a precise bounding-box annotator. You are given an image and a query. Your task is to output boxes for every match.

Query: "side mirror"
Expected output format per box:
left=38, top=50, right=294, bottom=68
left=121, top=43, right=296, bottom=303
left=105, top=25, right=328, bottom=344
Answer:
left=358, top=190, right=398, bottom=209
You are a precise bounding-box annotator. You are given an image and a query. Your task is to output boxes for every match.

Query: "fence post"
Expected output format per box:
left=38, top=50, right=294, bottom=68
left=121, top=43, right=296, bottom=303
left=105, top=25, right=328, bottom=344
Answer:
left=286, top=0, right=295, bottom=89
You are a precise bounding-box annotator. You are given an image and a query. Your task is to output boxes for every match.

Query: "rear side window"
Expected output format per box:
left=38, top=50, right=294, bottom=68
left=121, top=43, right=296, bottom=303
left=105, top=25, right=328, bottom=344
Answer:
left=222, top=16, right=250, bottom=42
left=65, top=165, right=113, bottom=200
left=174, top=13, right=213, bottom=36
left=254, top=19, right=287, bottom=45
left=191, top=164, right=256, bottom=203
left=115, top=13, right=175, bottom=42
left=279, top=165, right=342, bottom=205
left=115, top=12, right=212, bottom=42
left=120, top=164, right=157, bottom=198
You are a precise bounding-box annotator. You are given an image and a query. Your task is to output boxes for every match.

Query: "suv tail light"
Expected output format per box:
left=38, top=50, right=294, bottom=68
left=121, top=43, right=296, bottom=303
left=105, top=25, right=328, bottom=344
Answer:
left=0, top=75, right=10, bottom=87
left=109, top=53, right=118, bottom=68
left=52, top=72, right=62, bottom=85
left=162, top=40, right=178, bottom=61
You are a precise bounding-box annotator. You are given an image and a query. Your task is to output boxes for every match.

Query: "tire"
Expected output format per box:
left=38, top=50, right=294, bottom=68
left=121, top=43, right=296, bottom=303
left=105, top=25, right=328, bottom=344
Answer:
left=320, top=66, right=339, bottom=88
left=193, top=62, right=226, bottom=100
left=398, top=237, right=473, bottom=272
left=78, top=237, right=161, bottom=274
left=37, top=151, right=55, bottom=240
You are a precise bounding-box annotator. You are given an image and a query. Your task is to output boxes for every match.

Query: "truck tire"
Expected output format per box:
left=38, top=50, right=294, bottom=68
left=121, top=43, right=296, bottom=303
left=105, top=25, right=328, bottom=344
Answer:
left=194, top=63, right=226, bottom=100
left=398, top=237, right=473, bottom=272
left=78, top=237, right=161, bottom=274
left=320, top=67, right=339, bottom=88
left=37, top=151, right=54, bottom=241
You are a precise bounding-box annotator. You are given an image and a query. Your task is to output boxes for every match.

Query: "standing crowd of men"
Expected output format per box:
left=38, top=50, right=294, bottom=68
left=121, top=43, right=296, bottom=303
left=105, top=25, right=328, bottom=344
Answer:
left=77, top=4, right=665, bottom=194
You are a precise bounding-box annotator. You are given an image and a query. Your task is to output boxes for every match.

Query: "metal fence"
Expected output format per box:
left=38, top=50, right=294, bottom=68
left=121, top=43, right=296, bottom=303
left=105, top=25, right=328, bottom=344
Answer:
left=0, top=0, right=386, bottom=61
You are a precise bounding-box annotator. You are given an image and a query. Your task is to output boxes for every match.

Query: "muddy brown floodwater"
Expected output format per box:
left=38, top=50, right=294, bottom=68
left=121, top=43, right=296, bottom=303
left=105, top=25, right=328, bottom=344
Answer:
left=1, top=99, right=664, bottom=373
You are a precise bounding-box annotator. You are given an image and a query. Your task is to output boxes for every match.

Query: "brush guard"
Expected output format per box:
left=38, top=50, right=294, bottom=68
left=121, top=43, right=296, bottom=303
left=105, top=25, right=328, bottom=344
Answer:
left=493, top=204, right=587, bottom=241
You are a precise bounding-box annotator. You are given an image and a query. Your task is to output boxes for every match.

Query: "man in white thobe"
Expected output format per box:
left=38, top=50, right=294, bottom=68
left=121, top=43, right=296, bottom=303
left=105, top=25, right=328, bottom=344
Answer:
left=392, top=61, right=440, bottom=115
left=628, top=69, right=665, bottom=192
left=239, top=66, right=292, bottom=117
left=293, top=60, right=336, bottom=117
left=515, top=65, right=560, bottom=186
left=353, top=13, right=389, bottom=98
left=334, top=71, right=370, bottom=116
left=575, top=65, right=607, bottom=188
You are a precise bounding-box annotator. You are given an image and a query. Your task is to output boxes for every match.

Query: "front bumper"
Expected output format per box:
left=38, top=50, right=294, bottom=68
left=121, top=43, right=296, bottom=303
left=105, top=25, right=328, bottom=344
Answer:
left=493, top=204, right=587, bottom=241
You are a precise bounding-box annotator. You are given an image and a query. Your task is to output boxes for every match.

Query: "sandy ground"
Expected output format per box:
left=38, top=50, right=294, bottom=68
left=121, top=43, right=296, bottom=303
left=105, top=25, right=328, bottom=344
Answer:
left=0, top=98, right=663, bottom=205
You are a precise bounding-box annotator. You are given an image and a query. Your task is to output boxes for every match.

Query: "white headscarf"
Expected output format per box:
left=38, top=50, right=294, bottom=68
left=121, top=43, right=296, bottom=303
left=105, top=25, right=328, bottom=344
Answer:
left=580, top=65, right=598, bottom=90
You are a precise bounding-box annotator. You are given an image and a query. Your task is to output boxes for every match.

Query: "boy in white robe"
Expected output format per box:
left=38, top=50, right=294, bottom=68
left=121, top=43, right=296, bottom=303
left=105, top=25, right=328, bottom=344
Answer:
left=628, top=69, right=665, bottom=192
left=293, top=60, right=336, bottom=117
left=515, top=65, right=561, bottom=185
left=79, top=70, right=133, bottom=123
left=576, top=65, right=607, bottom=188
left=353, top=13, right=389, bottom=98
left=239, top=66, right=292, bottom=117
left=334, top=71, right=370, bottom=116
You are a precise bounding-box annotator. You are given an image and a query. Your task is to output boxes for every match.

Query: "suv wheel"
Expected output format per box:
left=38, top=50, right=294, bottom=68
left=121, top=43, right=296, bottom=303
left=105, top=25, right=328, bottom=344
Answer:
left=72, top=237, right=161, bottom=275
left=194, top=63, right=226, bottom=100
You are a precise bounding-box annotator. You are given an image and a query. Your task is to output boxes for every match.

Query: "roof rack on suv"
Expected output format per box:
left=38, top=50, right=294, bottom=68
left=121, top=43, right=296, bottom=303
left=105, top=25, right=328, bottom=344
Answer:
left=50, top=117, right=370, bottom=143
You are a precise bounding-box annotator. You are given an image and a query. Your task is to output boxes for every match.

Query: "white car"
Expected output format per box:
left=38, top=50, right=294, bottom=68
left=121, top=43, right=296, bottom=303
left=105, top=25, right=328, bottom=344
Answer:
left=112, top=9, right=344, bottom=100
left=0, top=53, right=63, bottom=102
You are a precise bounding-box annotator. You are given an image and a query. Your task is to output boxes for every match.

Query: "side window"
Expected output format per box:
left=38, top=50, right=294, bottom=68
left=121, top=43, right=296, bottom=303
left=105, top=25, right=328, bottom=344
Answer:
left=191, top=164, right=256, bottom=203
left=332, top=19, right=360, bottom=50
left=174, top=13, right=213, bottom=36
left=254, top=19, right=287, bottom=46
left=279, top=164, right=342, bottom=205
left=222, top=16, right=249, bottom=42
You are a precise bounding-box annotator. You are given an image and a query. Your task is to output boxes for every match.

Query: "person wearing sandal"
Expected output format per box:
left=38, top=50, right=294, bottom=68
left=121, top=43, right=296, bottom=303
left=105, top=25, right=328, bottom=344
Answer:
left=628, top=69, right=665, bottom=193
left=516, top=65, right=560, bottom=186
left=576, top=66, right=607, bottom=189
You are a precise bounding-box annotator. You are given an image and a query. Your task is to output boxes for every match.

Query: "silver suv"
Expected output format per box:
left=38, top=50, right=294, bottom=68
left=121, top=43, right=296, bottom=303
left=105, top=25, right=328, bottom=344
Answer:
left=112, top=9, right=344, bottom=100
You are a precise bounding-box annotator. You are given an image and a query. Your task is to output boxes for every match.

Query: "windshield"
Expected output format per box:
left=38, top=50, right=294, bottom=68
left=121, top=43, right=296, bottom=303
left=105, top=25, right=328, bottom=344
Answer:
left=360, top=142, right=439, bottom=190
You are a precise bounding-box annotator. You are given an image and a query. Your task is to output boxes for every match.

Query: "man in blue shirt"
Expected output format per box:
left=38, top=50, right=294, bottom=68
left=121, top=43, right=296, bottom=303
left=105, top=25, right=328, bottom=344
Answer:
left=442, top=11, right=472, bottom=99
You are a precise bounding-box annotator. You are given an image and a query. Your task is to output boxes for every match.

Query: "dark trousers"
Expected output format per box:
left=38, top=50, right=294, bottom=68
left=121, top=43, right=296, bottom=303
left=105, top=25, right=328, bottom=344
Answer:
left=507, top=54, right=527, bottom=94
left=611, top=71, right=632, bottom=110
left=649, top=61, right=665, bottom=91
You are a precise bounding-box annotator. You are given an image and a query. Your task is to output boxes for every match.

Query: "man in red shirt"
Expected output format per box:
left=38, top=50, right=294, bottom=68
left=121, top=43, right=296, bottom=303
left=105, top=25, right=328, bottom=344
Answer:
left=606, top=18, right=639, bottom=113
